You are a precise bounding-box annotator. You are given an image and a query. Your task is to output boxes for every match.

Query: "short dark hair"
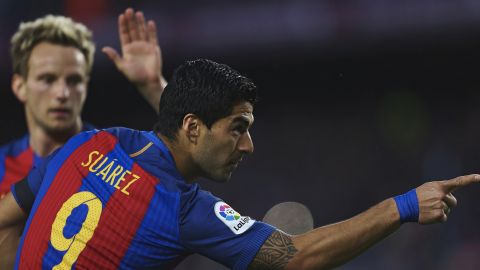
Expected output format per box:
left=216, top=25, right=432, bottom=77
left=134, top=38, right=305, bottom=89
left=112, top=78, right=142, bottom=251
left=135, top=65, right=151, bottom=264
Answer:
left=154, top=59, right=258, bottom=140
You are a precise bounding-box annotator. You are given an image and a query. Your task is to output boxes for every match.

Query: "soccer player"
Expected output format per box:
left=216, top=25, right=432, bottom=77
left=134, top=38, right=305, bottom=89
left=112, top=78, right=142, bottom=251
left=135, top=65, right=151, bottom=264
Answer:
left=0, top=8, right=166, bottom=268
left=0, top=59, right=477, bottom=269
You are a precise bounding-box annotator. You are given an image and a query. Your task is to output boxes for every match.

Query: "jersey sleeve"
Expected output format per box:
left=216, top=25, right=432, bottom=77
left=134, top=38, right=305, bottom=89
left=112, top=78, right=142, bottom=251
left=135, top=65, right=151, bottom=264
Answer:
left=11, top=148, right=60, bottom=214
left=179, top=188, right=276, bottom=270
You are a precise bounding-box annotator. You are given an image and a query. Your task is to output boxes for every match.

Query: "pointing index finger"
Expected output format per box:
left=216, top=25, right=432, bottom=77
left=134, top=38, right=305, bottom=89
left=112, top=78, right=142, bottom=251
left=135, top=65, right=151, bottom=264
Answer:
left=441, top=174, right=480, bottom=192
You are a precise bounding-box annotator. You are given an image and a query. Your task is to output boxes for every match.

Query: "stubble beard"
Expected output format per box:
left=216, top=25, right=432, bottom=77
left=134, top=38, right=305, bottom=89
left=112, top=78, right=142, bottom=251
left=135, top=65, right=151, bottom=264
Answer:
left=33, top=112, right=80, bottom=142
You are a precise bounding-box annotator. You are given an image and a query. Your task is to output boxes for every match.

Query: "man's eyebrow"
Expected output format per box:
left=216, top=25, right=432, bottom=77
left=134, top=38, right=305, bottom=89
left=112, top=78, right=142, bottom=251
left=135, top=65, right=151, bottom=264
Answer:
left=232, top=115, right=254, bottom=126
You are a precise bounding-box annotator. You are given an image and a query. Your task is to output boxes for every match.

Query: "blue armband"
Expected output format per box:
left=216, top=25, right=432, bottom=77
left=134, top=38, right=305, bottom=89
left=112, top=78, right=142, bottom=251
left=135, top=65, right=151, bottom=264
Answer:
left=394, top=189, right=419, bottom=223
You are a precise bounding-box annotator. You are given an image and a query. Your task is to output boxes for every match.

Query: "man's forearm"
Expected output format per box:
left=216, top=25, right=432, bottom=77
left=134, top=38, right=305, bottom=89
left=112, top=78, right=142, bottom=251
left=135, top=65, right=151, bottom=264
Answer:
left=0, top=193, right=26, bottom=270
left=137, top=75, right=167, bottom=113
left=0, top=224, right=23, bottom=270
left=0, top=193, right=26, bottom=229
left=286, top=198, right=400, bottom=269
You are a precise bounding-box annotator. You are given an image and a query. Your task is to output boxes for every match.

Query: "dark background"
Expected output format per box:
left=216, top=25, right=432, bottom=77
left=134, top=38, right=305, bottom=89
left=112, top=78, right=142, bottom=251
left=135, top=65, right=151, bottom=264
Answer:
left=1, top=0, right=480, bottom=269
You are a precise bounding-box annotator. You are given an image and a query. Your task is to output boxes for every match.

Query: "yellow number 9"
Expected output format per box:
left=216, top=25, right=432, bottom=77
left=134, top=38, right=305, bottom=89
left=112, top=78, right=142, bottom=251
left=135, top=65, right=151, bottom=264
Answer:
left=51, top=191, right=103, bottom=269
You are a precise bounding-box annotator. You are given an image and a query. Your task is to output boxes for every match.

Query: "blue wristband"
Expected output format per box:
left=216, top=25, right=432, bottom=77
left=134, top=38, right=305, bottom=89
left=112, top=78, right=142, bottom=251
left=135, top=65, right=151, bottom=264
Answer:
left=394, top=189, right=419, bottom=223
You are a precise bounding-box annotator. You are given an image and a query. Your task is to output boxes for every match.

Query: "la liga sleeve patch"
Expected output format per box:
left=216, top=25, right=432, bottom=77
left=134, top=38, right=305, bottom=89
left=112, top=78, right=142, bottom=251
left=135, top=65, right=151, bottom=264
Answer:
left=214, top=201, right=255, bottom=235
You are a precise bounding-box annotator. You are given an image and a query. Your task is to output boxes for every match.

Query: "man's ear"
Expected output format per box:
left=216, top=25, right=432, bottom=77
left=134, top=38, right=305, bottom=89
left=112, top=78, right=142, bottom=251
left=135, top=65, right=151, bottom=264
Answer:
left=11, top=74, right=27, bottom=103
left=182, top=113, right=201, bottom=143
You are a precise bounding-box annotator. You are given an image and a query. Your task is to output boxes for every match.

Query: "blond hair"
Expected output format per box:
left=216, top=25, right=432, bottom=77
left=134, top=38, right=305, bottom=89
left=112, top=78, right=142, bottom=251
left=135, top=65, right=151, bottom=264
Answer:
left=10, top=15, right=95, bottom=77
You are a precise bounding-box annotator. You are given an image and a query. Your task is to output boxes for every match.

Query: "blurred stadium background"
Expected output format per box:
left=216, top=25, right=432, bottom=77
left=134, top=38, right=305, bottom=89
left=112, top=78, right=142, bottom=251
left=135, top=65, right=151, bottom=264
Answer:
left=1, top=0, right=480, bottom=269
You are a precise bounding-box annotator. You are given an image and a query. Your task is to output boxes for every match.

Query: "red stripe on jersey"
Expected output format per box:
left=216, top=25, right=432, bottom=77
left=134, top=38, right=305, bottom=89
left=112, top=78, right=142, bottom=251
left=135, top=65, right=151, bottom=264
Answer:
left=74, top=162, right=158, bottom=269
left=0, top=147, right=33, bottom=196
left=18, top=132, right=117, bottom=269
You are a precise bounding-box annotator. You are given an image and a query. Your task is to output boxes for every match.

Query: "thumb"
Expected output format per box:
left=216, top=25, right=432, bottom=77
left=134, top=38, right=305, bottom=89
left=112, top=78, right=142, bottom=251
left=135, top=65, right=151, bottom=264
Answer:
left=102, top=47, right=123, bottom=69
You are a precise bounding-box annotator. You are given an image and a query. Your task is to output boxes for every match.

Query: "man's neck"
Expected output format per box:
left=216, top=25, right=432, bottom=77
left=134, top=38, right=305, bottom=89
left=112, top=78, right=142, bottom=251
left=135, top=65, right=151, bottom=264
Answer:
left=157, top=133, right=197, bottom=183
left=27, top=119, right=82, bottom=157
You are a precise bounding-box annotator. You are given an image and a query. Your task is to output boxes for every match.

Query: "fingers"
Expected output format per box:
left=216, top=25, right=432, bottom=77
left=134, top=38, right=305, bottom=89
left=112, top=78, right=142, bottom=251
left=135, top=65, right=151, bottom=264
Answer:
left=101, top=47, right=122, bottom=68
left=119, top=8, right=154, bottom=45
left=119, top=8, right=150, bottom=42
left=118, top=14, right=131, bottom=46
left=440, top=174, right=480, bottom=192
left=441, top=212, right=448, bottom=223
left=442, top=193, right=455, bottom=219
left=441, top=201, right=450, bottom=222
left=417, top=174, right=475, bottom=225
left=434, top=194, right=454, bottom=223
left=125, top=8, right=140, bottom=41
left=432, top=202, right=449, bottom=224
left=136, top=11, right=148, bottom=41
left=443, top=192, right=457, bottom=208
left=147, top=20, right=159, bottom=46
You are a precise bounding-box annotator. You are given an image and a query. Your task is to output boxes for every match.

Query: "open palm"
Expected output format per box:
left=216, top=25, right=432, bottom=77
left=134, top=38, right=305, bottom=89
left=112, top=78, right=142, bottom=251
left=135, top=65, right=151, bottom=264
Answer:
left=103, top=8, right=166, bottom=112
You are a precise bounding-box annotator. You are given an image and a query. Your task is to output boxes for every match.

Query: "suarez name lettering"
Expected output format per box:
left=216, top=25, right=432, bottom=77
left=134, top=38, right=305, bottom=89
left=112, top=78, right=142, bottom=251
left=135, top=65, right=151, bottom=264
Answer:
left=80, top=150, right=140, bottom=196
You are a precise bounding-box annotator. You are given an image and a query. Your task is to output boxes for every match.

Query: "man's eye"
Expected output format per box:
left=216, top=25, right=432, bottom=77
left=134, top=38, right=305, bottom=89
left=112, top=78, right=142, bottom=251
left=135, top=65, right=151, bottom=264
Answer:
left=233, top=126, right=246, bottom=134
left=39, top=75, right=56, bottom=84
left=67, top=76, right=83, bottom=86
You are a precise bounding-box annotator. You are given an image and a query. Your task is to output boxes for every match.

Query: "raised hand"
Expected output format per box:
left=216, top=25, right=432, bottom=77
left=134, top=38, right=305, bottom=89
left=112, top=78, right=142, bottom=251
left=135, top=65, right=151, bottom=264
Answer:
left=416, top=174, right=479, bottom=224
left=103, top=8, right=167, bottom=112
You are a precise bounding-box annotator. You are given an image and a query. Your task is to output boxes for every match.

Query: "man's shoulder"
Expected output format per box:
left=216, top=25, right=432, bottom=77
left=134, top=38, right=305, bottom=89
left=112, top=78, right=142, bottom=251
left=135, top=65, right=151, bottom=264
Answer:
left=0, top=134, right=30, bottom=156
left=102, top=127, right=151, bottom=154
left=103, top=127, right=142, bottom=140
left=72, top=127, right=144, bottom=145
left=81, top=122, right=96, bottom=131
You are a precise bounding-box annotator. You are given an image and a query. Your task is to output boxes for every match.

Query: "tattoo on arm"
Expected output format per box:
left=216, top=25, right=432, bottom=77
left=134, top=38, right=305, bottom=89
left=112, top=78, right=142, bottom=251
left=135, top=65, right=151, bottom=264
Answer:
left=249, top=230, right=298, bottom=270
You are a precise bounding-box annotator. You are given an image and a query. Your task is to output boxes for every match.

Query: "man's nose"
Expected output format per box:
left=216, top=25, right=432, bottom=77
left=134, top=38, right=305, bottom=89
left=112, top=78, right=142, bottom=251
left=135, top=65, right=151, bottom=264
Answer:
left=238, top=131, right=254, bottom=154
left=54, top=80, right=70, bottom=101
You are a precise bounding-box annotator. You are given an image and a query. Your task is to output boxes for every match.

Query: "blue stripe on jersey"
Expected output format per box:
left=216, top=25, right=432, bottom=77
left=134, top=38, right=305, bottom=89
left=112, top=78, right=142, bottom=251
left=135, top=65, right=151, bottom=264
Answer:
left=119, top=186, right=182, bottom=268
left=141, top=131, right=175, bottom=164
left=119, top=131, right=185, bottom=268
left=33, top=154, right=43, bottom=169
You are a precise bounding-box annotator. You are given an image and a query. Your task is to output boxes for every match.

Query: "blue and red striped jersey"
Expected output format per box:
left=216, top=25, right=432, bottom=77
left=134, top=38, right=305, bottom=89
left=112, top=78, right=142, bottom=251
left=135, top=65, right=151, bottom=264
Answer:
left=0, top=123, right=95, bottom=197
left=13, top=127, right=275, bottom=269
